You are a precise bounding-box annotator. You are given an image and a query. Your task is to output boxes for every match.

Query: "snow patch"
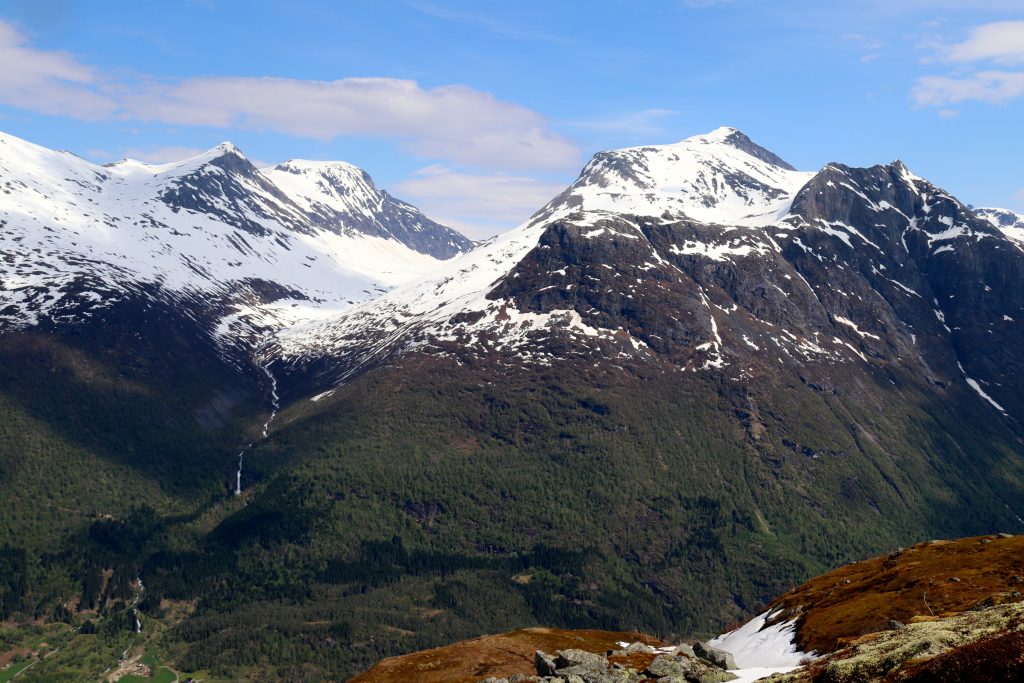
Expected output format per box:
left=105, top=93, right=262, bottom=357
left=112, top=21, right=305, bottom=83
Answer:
left=707, top=610, right=813, bottom=668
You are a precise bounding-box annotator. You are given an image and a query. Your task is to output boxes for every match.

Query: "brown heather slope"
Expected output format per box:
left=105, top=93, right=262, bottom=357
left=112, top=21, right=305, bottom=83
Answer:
left=351, top=535, right=1022, bottom=683
left=764, top=533, right=1024, bottom=655
left=348, top=627, right=664, bottom=683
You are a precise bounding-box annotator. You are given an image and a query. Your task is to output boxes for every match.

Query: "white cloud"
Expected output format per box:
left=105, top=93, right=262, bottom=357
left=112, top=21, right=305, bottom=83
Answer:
left=0, top=20, right=579, bottom=172
left=394, top=165, right=568, bottom=238
left=118, top=77, right=579, bottom=170
left=913, top=71, right=1024, bottom=106
left=0, top=21, right=116, bottom=119
left=567, top=109, right=678, bottom=136
left=407, top=3, right=568, bottom=43
left=943, top=21, right=1024, bottom=64
left=914, top=21, right=1024, bottom=108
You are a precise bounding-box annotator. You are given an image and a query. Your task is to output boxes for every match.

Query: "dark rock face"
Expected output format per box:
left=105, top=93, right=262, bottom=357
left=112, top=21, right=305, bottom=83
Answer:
left=157, top=150, right=472, bottom=258
left=478, top=159, right=1024, bottom=423
left=718, top=128, right=797, bottom=171
left=160, top=147, right=311, bottom=237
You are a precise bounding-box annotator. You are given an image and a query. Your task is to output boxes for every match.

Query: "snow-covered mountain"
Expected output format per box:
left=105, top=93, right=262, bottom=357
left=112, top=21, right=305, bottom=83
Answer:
left=4, top=126, right=1023, bottom=421
left=533, top=126, right=813, bottom=226
left=0, top=130, right=470, bottom=352
left=278, top=128, right=1024, bottom=422
left=976, top=207, right=1024, bottom=245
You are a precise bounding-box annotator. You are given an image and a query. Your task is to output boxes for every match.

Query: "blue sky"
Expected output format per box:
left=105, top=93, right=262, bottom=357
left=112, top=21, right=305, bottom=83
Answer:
left=0, top=0, right=1022, bottom=237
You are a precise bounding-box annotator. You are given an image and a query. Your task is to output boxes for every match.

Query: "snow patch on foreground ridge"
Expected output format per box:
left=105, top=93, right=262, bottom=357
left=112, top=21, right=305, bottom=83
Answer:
left=708, top=610, right=813, bottom=669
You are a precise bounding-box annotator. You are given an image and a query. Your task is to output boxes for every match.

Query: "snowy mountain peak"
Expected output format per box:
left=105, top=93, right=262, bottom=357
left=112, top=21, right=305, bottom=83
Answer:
left=532, top=127, right=812, bottom=227
left=269, top=159, right=376, bottom=192
left=695, top=125, right=741, bottom=139
left=682, top=126, right=797, bottom=171
left=0, top=127, right=469, bottom=343
left=976, top=207, right=1024, bottom=245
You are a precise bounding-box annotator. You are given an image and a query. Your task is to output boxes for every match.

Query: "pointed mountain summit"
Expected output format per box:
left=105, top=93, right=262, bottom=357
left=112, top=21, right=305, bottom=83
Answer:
left=533, top=127, right=812, bottom=227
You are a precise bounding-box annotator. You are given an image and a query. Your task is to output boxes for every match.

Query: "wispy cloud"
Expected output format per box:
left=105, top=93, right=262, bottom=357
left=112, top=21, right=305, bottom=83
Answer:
left=567, top=109, right=678, bottom=137
left=118, top=77, right=580, bottom=170
left=0, top=20, right=580, bottom=172
left=1014, top=188, right=1024, bottom=210
left=913, top=71, right=1024, bottom=106
left=913, top=21, right=1024, bottom=111
left=843, top=32, right=884, bottom=63
left=942, top=21, right=1024, bottom=65
left=395, top=165, right=568, bottom=238
left=0, top=21, right=116, bottom=119
left=407, top=2, right=569, bottom=43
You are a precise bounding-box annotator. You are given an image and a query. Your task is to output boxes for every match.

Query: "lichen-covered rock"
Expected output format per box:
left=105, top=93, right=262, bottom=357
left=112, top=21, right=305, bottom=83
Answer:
left=646, top=655, right=696, bottom=679
left=694, top=642, right=737, bottom=670
left=773, top=601, right=1024, bottom=682
left=555, top=649, right=609, bottom=673
left=670, top=644, right=696, bottom=658
left=617, top=641, right=656, bottom=654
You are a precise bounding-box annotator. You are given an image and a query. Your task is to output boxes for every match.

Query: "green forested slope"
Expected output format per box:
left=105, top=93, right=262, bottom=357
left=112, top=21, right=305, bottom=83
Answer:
left=2, top=341, right=1023, bottom=681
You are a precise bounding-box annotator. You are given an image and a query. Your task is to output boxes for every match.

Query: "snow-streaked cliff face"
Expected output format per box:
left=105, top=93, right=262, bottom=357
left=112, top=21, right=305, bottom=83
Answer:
left=275, top=128, right=1024, bottom=429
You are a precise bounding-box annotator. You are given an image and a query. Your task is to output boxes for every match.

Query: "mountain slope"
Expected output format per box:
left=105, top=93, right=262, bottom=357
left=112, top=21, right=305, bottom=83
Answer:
left=0, top=130, right=468, bottom=353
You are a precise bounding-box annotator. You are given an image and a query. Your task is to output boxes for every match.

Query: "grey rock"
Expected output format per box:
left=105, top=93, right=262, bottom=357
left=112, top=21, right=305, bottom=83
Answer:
left=698, top=672, right=738, bottom=683
left=693, top=642, right=738, bottom=670
left=509, top=675, right=529, bottom=683
left=645, top=655, right=695, bottom=678
left=555, top=649, right=608, bottom=673
left=669, top=643, right=696, bottom=658
left=889, top=619, right=906, bottom=630
left=555, top=665, right=599, bottom=678
left=618, top=641, right=656, bottom=654
left=536, top=650, right=558, bottom=676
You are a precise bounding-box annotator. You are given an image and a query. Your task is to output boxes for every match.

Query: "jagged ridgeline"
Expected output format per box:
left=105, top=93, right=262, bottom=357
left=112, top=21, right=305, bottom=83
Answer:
left=1, top=127, right=1024, bottom=681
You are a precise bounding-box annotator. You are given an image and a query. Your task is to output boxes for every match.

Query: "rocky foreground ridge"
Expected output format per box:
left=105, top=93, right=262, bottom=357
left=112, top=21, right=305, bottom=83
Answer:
left=486, top=641, right=740, bottom=683
left=353, top=534, right=1024, bottom=683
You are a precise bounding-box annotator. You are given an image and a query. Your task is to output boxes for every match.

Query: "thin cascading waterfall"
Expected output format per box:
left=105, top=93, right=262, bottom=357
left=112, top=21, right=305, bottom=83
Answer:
left=235, top=342, right=280, bottom=496
left=132, top=574, right=143, bottom=633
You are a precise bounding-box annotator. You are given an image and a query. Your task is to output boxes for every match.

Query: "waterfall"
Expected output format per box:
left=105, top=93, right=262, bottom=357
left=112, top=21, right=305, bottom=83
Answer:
left=235, top=341, right=280, bottom=496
